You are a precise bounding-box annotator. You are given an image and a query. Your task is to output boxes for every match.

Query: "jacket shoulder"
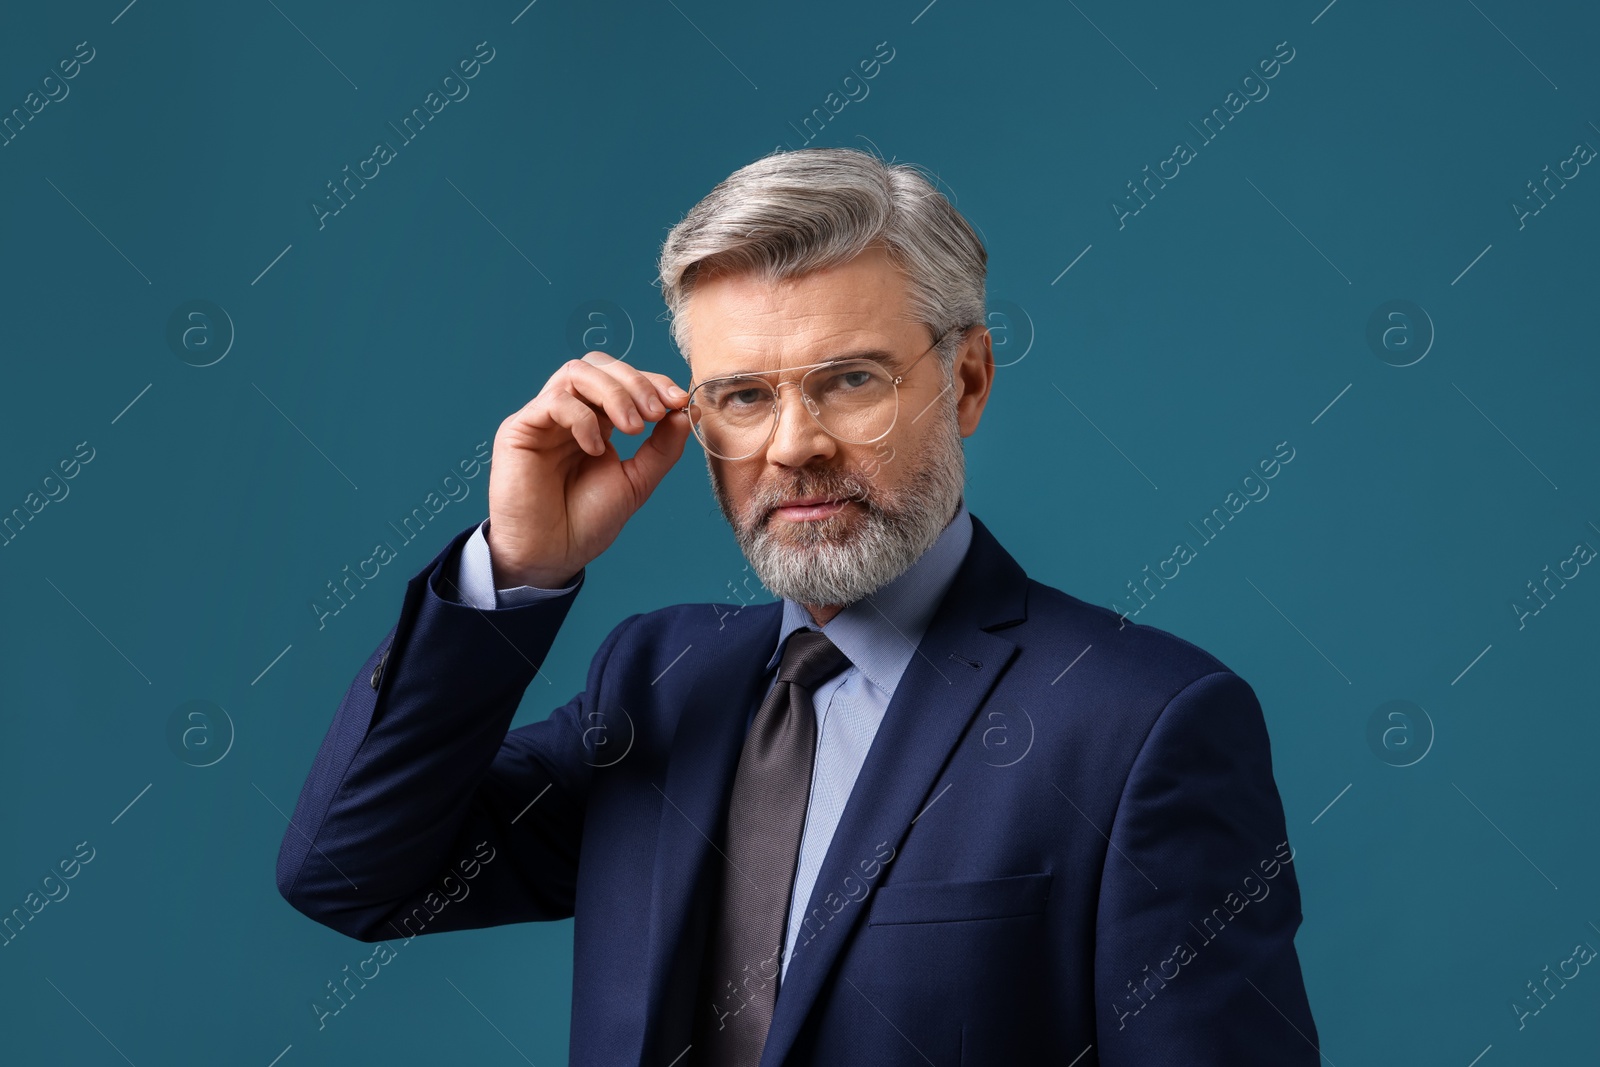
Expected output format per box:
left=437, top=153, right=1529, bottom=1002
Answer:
left=577, top=597, right=782, bottom=683
left=1020, top=577, right=1241, bottom=694
left=620, top=597, right=782, bottom=640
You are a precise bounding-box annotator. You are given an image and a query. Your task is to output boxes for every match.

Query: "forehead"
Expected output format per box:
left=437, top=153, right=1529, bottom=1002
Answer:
left=683, top=245, right=920, bottom=380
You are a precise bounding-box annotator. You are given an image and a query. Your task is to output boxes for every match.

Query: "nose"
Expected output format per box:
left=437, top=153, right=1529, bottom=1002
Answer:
left=762, top=381, right=836, bottom=468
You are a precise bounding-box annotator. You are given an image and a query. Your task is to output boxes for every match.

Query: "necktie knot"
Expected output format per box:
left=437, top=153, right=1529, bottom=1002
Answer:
left=776, top=629, right=850, bottom=691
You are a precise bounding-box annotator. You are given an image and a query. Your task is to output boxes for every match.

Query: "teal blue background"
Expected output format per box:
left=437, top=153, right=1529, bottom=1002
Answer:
left=3, top=0, right=1597, bottom=1063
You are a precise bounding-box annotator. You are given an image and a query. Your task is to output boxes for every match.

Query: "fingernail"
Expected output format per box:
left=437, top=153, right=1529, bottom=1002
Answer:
left=668, top=385, right=688, bottom=399
left=646, top=397, right=664, bottom=415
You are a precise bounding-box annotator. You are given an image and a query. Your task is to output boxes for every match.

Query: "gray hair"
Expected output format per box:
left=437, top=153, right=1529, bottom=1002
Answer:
left=656, top=146, right=987, bottom=369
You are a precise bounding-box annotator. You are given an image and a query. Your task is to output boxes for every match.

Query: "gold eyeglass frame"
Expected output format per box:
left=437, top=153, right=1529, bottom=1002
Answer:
left=685, top=324, right=967, bottom=461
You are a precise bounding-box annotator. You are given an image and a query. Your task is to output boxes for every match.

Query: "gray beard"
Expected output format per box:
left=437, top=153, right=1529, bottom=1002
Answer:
left=709, top=392, right=967, bottom=608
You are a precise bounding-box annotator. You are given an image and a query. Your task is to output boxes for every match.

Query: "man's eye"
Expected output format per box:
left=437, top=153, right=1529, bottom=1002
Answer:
left=817, top=369, right=875, bottom=395
left=724, top=386, right=771, bottom=407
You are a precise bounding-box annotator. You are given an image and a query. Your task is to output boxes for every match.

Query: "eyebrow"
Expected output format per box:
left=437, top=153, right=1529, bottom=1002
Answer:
left=715, top=348, right=900, bottom=380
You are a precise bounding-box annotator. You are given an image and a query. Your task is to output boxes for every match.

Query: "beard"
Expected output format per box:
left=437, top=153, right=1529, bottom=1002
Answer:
left=708, top=390, right=967, bottom=607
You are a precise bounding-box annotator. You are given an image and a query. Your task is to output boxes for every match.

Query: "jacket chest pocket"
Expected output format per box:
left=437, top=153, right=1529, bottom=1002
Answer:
left=866, top=870, right=1052, bottom=926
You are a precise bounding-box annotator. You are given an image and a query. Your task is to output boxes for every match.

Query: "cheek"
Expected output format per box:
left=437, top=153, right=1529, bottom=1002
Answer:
left=837, top=442, right=873, bottom=466
left=870, top=428, right=915, bottom=472
left=830, top=442, right=881, bottom=483
left=712, top=458, right=761, bottom=506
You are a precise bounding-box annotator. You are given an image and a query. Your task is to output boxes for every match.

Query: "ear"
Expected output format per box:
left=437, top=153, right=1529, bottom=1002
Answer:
left=953, top=326, right=995, bottom=437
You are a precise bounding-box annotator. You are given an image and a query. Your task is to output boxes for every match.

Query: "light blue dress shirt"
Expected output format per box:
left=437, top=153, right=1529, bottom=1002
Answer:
left=447, top=500, right=974, bottom=981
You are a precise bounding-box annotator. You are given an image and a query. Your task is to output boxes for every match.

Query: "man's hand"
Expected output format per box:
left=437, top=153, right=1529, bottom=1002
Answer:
left=485, top=351, right=693, bottom=588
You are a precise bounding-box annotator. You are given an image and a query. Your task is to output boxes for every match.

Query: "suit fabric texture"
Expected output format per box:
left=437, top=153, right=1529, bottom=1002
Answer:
left=276, top=512, right=1320, bottom=1065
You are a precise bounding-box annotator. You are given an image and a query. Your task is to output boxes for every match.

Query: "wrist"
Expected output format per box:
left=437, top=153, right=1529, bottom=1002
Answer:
left=484, top=520, right=578, bottom=589
left=500, top=565, right=579, bottom=590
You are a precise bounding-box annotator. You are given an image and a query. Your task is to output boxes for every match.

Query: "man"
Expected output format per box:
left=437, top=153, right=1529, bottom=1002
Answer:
left=277, top=147, right=1320, bottom=1065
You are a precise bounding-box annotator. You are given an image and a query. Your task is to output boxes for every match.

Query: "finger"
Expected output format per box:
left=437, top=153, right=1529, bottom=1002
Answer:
left=544, top=392, right=610, bottom=456
left=621, top=407, right=692, bottom=500
left=581, top=351, right=685, bottom=418
left=640, top=368, right=692, bottom=409
left=504, top=379, right=607, bottom=433
left=563, top=359, right=650, bottom=434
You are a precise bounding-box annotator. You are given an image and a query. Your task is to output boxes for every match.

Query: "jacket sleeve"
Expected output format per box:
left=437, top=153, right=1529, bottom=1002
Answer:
left=275, top=521, right=641, bottom=942
left=1093, top=670, right=1321, bottom=1064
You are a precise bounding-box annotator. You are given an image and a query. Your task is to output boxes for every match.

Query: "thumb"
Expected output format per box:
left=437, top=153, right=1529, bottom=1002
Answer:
left=621, top=409, right=692, bottom=501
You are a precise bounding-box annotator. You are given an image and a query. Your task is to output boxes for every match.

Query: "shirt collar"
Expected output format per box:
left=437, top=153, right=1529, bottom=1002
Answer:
left=764, top=499, right=973, bottom=696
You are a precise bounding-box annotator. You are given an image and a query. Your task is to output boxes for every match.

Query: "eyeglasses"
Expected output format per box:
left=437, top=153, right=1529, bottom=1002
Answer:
left=686, top=326, right=965, bottom=461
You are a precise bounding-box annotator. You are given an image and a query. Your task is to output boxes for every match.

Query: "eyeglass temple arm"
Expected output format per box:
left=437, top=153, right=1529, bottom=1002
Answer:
left=892, top=323, right=971, bottom=384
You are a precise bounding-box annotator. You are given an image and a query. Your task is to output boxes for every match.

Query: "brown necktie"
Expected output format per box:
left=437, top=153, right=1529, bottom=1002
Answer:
left=695, top=628, right=850, bottom=1066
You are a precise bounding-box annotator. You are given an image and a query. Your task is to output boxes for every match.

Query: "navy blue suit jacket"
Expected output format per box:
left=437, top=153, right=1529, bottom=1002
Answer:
left=277, top=513, right=1320, bottom=1065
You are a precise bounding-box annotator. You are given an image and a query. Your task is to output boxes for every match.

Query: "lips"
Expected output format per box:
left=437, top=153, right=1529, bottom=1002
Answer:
left=768, top=496, right=851, bottom=523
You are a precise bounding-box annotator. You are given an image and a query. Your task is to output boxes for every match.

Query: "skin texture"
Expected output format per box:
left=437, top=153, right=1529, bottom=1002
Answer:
left=484, top=242, right=996, bottom=624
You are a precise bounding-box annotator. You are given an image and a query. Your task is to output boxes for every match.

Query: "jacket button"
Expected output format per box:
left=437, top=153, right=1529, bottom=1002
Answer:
left=370, top=648, right=389, bottom=690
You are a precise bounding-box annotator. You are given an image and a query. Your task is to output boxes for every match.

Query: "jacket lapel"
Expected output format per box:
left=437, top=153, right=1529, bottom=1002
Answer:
left=637, top=600, right=782, bottom=1063
left=759, top=515, right=1030, bottom=1066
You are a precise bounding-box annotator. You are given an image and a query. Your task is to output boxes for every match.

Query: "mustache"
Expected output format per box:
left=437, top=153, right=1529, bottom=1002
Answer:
left=748, top=466, right=875, bottom=519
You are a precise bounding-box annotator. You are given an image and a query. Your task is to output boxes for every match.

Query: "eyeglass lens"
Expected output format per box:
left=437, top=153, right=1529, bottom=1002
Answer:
left=689, top=359, right=900, bottom=459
